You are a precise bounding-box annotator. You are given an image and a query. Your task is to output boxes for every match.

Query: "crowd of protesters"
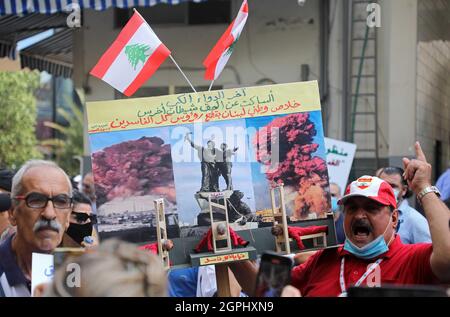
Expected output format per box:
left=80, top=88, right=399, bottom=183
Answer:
left=0, top=141, right=449, bottom=297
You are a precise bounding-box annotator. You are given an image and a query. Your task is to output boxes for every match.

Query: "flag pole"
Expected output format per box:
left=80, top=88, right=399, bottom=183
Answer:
left=208, top=80, right=214, bottom=92
left=169, top=55, right=197, bottom=93
left=133, top=9, right=197, bottom=93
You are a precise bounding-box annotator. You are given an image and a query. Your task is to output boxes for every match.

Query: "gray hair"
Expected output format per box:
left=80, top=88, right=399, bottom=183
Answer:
left=11, top=160, right=72, bottom=203
left=44, top=239, right=167, bottom=297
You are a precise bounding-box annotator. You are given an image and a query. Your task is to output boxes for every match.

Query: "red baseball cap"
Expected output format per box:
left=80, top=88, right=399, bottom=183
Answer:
left=338, top=175, right=397, bottom=209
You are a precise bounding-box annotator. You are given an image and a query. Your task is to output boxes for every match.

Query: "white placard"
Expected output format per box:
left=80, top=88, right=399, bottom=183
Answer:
left=324, top=137, right=357, bottom=196
left=31, top=253, right=54, bottom=296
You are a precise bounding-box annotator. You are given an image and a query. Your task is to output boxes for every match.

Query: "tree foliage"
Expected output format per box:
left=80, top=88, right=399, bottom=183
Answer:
left=41, top=97, right=84, bottom=177
left=0, top=71, right=42, bottom=169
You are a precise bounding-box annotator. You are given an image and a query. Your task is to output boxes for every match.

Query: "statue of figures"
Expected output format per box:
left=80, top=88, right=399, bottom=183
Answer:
left=216, top=143, right=238, bottom=191
left=185, top=133, right=219, bottom=192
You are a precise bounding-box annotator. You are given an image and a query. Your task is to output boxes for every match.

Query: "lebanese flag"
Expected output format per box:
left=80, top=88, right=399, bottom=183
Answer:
left=90, top=12, right=170, bottom=97
left=203, top=0, right=248, bottom=80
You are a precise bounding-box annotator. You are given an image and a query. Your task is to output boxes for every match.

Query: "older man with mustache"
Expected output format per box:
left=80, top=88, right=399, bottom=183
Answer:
left=229, top=142, right=450, bottom=296
left=0, top=160, right=72, bottom=297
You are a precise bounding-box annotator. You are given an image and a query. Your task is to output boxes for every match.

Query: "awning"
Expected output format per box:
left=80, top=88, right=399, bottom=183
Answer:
left=0, top=12, right=67, bottom=58
left=20, top=29, right=73, bottom=78
left=0, top=0, right=205, bottom=16
left=1, top=0, right=206, bottom=77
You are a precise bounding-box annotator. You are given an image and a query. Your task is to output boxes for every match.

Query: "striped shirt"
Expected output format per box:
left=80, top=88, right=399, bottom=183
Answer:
left=0, top=234, right=31, bottom=297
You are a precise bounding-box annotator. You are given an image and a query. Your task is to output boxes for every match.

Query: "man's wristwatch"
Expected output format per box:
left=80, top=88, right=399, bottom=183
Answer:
left=417, top=186, right=441, bottom=203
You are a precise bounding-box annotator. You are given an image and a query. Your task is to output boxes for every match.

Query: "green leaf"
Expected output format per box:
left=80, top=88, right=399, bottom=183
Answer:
left=0, top=70, right=42, bottom=168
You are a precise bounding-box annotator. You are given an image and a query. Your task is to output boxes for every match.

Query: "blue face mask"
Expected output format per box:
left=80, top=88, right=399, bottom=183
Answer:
left=393, top=188, right=400, bottom=204
left=343, top=217, right=393, bottom=260
left=331, top=197, right=339, bottom=213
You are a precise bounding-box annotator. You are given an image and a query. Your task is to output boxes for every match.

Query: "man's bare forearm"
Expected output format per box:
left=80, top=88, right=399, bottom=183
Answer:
left=422, top=193, right=450, bottom=281
left=402, top=142, right=450, bottom=282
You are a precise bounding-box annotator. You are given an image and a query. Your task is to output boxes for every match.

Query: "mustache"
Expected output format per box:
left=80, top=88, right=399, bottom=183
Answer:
left=33, top=219, right=62, bottom=233
left=351, top=218, right=373, bottom=234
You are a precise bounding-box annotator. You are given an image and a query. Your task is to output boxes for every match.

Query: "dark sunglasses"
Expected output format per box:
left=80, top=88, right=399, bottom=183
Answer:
left=15, top=192, right=72, bottom=210
left=71, top=211, right=97, bottom=224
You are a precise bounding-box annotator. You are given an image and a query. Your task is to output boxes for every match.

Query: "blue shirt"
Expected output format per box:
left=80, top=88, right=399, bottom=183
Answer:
left=397, top=200, right=431, bottom=244
left=0, top=234, right=31, bottom=297
left=436, top=168, right=450, bottom=201
left=167, top=267, right=199, bottom=297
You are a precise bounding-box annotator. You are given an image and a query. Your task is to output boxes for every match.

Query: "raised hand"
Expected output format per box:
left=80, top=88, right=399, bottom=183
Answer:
left=402, top=141, right=432, bottom=194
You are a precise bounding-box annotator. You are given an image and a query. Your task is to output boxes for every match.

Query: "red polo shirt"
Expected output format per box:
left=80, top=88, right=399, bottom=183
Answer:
left=291, top=235, right=438, bottom=297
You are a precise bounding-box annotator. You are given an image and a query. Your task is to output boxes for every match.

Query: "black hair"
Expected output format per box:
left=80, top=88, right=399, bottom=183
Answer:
left=379, top=166, right=413, bottom=198
left=0, top=169, right=15, bottom=192
left=72, top=190, right=92, bottom=205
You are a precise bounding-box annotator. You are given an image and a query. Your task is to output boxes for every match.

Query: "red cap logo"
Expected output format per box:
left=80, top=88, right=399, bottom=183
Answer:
left=355, top=177, right=373, bottom=190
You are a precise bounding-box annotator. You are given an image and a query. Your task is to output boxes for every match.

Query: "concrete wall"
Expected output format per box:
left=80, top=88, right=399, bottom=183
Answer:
left=82, top=0, right=321, bottom=102
left=416, top=0, right=450, bottom=180
left=327, top=0, right=344, bottom=140
left=377, top=0, right=418, bottom=166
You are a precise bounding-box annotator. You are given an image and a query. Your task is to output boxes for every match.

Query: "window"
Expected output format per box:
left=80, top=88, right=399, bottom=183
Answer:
left=434, top=140, right=442, bottom=182
left=187, top=0, right=231, bottom=25
left=114, top=1, right=231, bottom=28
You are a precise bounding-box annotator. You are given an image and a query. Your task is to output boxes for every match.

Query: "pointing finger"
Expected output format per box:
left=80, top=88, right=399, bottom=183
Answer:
left=415, top=141, right=427, bottom=162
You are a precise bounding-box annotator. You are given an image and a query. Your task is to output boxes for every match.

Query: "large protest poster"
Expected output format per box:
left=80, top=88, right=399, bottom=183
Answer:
left=324, top=137, right=357, bottom=196
left=86, top=81, right=331, bottom=249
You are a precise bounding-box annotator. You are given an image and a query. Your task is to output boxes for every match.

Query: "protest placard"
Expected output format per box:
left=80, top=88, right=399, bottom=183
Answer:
left=87, top=81, right=336, bottom=265
left=31, top=253, right=54, bottom=297
left=324, top=137, right=357, bottom=195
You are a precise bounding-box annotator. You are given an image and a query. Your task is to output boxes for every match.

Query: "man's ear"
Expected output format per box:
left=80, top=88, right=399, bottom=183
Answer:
left=391, top=209, right=399, bottom=229
left=8, top=206, right=17, bottom=226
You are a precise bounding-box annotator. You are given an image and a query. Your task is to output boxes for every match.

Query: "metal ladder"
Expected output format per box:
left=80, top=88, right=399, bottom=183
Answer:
left=344, top=0, right=380, bottom=179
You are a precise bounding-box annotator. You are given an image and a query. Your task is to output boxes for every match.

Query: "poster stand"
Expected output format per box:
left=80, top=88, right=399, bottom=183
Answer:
left=208, top=192, right=232, bottom=253
left=270, top=183, right=291, bottom=254
left=154, top=198, right=170, bottom=269
left=189, top=246, right=258, bottom=297
left=215, top=264, right=231, bottom=297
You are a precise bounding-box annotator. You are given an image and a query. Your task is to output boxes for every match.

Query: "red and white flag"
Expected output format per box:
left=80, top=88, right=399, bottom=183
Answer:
left=203, top=0, right=248, bottom=80
left=90, top=12, right=170, bottom=97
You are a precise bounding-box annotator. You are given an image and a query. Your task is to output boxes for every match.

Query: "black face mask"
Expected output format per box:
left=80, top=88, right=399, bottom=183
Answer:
left=66, top=223, right=93, bottom=245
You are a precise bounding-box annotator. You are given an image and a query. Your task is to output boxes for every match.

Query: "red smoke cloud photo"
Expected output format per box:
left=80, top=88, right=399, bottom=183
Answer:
left=92, top=136, right=176, bottom=206
left=254, top=113, right=330, bottom=220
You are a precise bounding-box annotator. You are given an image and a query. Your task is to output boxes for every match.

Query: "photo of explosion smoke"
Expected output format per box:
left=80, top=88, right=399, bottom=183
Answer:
left=91, top=136, right=179, bottom=242
left=253, top=113, right=330, bottom=220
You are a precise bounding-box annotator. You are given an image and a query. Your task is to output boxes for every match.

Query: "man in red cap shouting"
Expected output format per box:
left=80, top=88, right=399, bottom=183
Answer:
left=229, top=142, right=450, bottom=296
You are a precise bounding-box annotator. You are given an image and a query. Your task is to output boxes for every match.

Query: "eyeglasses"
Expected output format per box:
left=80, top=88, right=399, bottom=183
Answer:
left=15, top=192, right=73, bottom=210
left=71, top=211, right=97, bottom=224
